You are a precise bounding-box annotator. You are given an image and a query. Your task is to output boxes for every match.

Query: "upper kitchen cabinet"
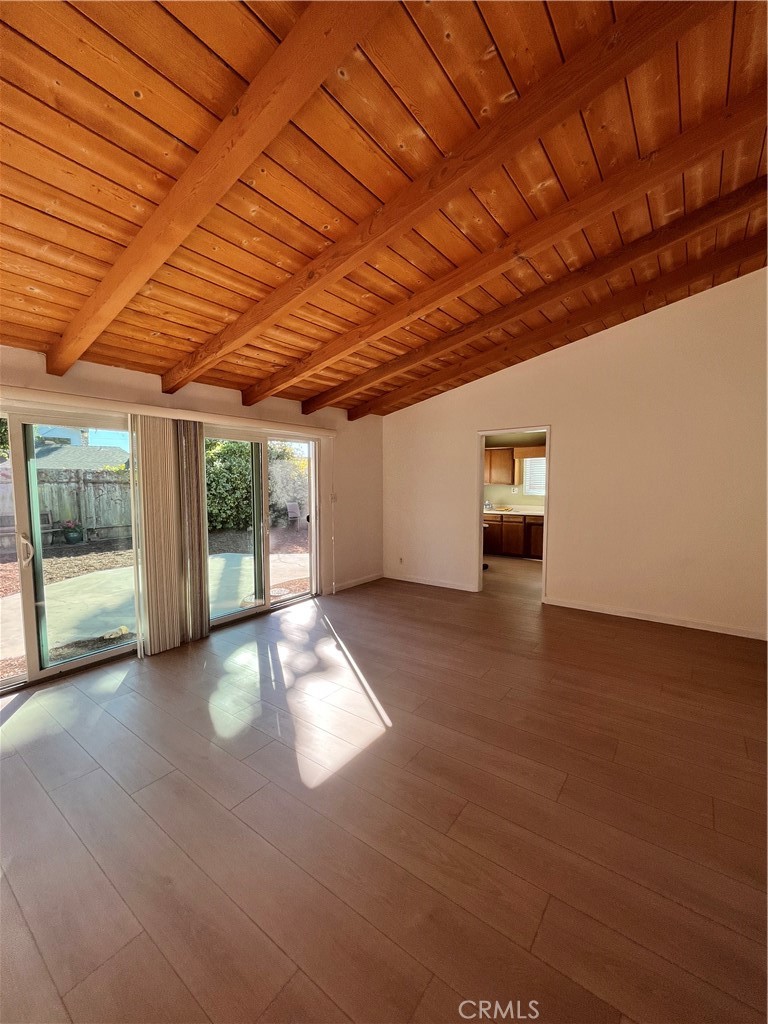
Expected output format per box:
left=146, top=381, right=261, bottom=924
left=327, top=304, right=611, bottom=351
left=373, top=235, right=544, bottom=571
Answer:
left=484, top=447, right=518, bottom=485
left=516, top=445, right=546, bottom=460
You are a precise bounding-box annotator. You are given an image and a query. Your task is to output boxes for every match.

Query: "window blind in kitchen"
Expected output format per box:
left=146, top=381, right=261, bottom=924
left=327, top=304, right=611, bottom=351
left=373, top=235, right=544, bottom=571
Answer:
left=523, top=457, right=547, bottom=496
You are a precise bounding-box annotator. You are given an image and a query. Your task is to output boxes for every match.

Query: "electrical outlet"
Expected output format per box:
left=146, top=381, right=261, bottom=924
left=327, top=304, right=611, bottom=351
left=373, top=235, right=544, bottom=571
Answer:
left=399, top=557, right=403, bottom=564
left=330, top=492, right=338, bottom=503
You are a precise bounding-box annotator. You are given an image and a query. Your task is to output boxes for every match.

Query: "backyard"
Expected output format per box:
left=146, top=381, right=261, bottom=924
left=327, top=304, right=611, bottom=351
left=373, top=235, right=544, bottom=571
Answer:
left=0, top=434, right=313, bottom=682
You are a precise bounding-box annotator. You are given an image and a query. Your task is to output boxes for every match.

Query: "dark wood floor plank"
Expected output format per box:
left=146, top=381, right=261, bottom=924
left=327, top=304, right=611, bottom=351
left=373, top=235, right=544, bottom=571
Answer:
left=1, top=700, right=97, bottom=792
left=63, top=932, right=210, bottom=1024
left=134, top=769, right=431, bottom=1023
left=532, top=899, right=764, bottom=1024
left=615, top=741, right=766, bottom=813
left=535, top=664, right=766, bottom=741
left=0, top=874, right=70, bottom=1024
left=387, top=704, right=567, bottom=800
left=50, top=769, right=295, bottom=1023
left=107, top=667, right=277, bottom=760
left=558, top=775, right=765, bottom=889
left=405, top=746, right=765, bottom=942
left=448, top=802, right=766, bottom=1011
left=418, top=692, right=758, bottom=780
left=235, top=782, right=620, bottom=1024
left=714, top=799, right=767, bottom=849
left=245, top=741, right=548, bottom=949
left=256, top=972, right=351, bottom=1023
left=38, top=684, right=175, bottom=793
left=330, top=744, right=466, bottom=832
left=4, top=558, right=763, bottom=1024
left=499, top=676, right=753, bottom=753
left=0, top=755, right=141, bottom=995
left=102, top=691, right=267, bottom=808
left=409, top=976, right=466, bottom=1023
left=401, top=699, right=714, bottom=825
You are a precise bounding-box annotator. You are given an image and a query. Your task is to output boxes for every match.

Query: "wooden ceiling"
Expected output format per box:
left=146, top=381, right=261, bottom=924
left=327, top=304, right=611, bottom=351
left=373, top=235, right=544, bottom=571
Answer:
left=0, top=1, right=765, bottom=420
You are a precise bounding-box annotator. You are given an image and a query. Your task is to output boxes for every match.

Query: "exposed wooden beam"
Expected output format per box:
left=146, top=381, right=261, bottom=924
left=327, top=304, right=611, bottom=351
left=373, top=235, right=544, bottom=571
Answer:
left=316, top=178, right=768, bottom=412
left=347, top=232, right=767, bottom=420
left=158, top=1, right=722, bottom=397
left=302, top=121, right=768, bottom=414
left=44, top=1, right=392, bottom=376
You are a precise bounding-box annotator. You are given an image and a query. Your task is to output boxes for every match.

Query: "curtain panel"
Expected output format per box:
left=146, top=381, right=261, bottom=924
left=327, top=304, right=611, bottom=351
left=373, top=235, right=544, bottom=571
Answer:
left=177, top=419, right=210, bottom=643
left=132, top=414, right=183, bottom=655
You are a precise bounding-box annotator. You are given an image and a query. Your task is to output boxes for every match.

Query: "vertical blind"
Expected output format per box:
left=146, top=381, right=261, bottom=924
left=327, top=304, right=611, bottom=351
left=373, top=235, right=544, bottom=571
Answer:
left=132, top=415, right=212, bottom=654
left=132, top=414, right=184, bottom=655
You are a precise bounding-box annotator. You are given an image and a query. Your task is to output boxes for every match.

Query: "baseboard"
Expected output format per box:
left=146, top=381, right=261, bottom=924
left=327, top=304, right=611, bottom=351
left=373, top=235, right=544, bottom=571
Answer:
left=331, top=572, right=383, bottom=593
left=384, top=572, right=477, bottom=593
left=542, top=595, right=767, bottom=640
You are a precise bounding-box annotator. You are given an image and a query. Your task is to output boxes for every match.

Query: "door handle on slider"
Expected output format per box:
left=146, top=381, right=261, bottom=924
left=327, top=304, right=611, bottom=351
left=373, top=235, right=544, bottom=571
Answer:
left=18, top=533, right=35, bottom=568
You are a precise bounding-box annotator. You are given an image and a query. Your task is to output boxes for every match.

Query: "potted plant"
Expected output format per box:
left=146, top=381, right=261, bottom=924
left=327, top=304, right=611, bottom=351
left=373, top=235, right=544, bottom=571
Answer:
left=61, top=519, right=84, bottom=544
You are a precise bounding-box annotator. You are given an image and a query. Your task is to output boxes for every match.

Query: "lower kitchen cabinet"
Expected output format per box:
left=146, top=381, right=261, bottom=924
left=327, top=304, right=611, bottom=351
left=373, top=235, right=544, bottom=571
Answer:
left=483, top=513, right=543, bottom=559
left=501, top=518, right=525, bottom=556
left=527, top=518, right=544, bottom=559
left=482, top=516, right=502, bottom=555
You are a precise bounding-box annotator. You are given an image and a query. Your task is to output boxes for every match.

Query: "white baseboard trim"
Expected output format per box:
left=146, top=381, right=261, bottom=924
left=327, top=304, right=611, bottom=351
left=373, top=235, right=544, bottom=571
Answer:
left=384, top=573, right=477, bottom=593
left=542, top=595, right=767, bottom=640
left=331, top=572, right=383, bottom=593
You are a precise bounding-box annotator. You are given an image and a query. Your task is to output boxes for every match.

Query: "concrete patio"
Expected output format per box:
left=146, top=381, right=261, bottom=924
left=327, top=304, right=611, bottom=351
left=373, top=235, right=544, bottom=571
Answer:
left=0, top=551, right=311, bottom=659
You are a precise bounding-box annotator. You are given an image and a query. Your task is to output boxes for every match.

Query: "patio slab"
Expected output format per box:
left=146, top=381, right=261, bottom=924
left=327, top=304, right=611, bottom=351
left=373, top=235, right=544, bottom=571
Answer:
left=0, top=551, right=311, bottom=660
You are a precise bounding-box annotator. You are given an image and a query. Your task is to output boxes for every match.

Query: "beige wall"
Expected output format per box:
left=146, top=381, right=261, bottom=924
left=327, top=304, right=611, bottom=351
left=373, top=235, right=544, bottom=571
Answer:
left=383, top=269, right=767, bottom=638
left=0, top=349, right=384, bottom=594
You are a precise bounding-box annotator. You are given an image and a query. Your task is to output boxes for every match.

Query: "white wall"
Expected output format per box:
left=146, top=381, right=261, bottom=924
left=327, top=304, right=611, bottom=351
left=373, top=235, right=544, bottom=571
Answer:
left=0, top=349, right=384, bottom=594
left=383, top=269, right=767, bottom=638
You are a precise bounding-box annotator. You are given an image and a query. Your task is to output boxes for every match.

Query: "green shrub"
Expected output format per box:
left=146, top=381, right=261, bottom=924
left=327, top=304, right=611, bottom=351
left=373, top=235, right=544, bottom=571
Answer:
left=204, top=438, right=309, bottom=531
left=204, top=439, right=253, bottom=530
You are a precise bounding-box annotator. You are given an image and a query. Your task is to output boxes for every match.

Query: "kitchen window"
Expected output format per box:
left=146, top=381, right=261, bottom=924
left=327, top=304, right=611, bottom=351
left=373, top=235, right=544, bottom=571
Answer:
left=523, top=457, right=546, bottom=496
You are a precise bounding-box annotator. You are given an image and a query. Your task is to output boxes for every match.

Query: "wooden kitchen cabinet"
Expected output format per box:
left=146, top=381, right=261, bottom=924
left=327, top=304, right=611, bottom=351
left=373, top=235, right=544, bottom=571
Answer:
left=526, top=517, right=544, bottom=559
left=485, top=447, right=517, bottom=485
left=516, top=445, right=546, bottom=460
left=501, top=516, right=525, bottom=556
left=483, top=515, right=502, bottom=555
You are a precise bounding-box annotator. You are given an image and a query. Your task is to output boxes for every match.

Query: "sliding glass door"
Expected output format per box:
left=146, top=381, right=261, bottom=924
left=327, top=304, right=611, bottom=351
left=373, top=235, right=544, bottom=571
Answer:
left=204, top=434, right=266, bottom=622
left=0, top=417, right=26, bottom=687
left=0, top=410, right=138, bottom=689
left=267, top=439, right=313, bottom=603
left=203, top=431, right=317, bottom=621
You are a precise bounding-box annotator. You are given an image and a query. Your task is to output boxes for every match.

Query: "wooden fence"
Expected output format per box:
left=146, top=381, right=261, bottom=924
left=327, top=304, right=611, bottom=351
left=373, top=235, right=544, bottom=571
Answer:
left=0, top=467, right=132, bottom=547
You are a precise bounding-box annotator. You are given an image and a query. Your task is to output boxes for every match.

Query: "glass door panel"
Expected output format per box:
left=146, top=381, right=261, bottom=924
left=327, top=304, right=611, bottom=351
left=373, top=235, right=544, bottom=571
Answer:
left=0, top=417, right=27, bottom=687
left=267, top=439, right=313, bottom=604
left=24, top=422, right=137, bottom=669
left=204, top=436, right=265, bottom=621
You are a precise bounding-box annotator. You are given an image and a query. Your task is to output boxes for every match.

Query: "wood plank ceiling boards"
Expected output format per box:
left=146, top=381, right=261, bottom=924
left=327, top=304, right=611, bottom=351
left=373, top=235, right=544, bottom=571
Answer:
left=0, top=1, right=765, bottom=417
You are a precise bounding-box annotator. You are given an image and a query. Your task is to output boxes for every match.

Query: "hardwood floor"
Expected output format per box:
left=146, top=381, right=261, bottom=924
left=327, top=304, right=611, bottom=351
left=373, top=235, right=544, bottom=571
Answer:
left=1, top=557, right=765, bottom=1024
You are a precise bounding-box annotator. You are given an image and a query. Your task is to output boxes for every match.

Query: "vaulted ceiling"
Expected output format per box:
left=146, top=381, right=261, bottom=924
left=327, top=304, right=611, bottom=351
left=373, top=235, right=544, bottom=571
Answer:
left=1, top=1, right=765, bottom=419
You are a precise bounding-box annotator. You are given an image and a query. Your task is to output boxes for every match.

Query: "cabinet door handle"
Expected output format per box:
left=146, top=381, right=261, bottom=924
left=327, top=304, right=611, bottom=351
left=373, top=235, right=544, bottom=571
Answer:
left=18, top=533, right=35, bottom=568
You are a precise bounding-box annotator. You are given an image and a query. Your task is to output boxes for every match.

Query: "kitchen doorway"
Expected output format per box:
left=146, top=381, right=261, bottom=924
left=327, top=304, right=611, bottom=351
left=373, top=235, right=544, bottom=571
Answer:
left=477, top=425, right=550, bottom=602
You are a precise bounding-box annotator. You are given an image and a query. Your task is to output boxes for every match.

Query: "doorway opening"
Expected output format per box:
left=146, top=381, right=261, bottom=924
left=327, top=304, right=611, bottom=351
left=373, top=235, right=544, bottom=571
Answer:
left=478, top=425, right=550, bottom=602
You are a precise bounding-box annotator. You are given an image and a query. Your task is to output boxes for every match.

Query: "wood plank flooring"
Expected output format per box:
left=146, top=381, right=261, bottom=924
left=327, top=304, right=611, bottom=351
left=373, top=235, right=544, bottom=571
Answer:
left=1, top=557, right=765, bottom=1024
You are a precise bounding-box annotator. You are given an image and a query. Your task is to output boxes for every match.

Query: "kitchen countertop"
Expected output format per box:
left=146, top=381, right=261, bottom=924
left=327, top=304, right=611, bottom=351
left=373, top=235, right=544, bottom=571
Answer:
left=484, top=506, right=545, bottom=516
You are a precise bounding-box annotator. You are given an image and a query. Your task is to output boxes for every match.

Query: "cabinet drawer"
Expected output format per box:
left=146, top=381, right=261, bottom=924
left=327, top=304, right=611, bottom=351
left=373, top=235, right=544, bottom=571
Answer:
left=524, top=515, right=543, bottom=523
left=483, top=514, right=503, bottom=523
left=503, top=515, right=524, bottom=523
